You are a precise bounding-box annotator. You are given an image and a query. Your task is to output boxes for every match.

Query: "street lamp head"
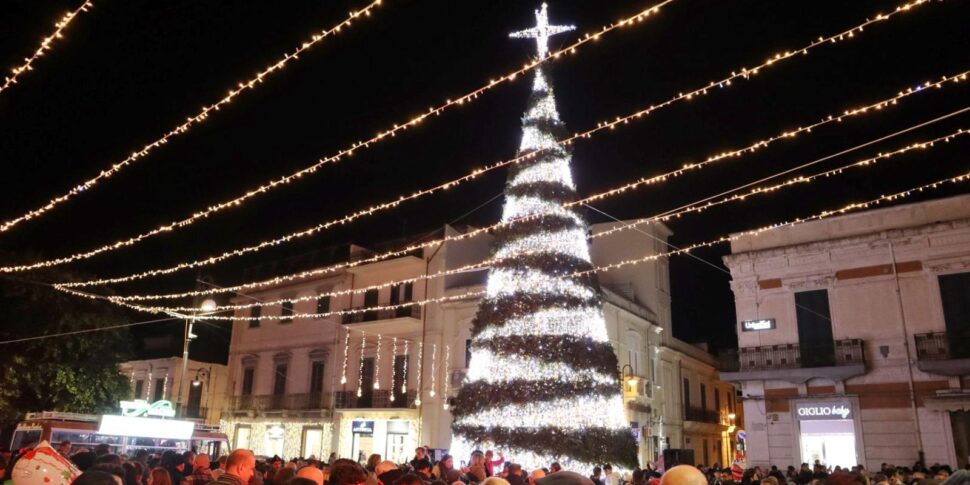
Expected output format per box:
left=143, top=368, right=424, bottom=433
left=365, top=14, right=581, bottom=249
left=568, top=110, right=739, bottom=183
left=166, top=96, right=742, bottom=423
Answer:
left=728, top=413, right=737, bottom=420
left=200, top=299, right=218, bottom=312
left=191, top=379, right=202, bottom=387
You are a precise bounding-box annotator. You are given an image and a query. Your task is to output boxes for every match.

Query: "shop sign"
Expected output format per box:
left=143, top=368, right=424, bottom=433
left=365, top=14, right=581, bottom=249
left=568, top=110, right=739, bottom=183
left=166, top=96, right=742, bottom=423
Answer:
left=795, top=402, right=852, bottom=420
left=630, top=421, right=640, bottom=441
left=99, top=415, right=194, bottom=439
left=741, top=319, right=775, bottom=332
left=119, top=399, right=176, bottom=418
left=737, top=430, right=746, bottom=440
left=352, top=420, right=375, bottom=434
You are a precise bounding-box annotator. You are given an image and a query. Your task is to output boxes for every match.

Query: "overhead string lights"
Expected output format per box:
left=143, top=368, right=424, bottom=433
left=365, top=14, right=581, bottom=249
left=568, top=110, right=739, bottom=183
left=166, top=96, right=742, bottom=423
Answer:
left=120, top=123, right=969, bottom=315
left=2, top=0, right=676, bottom=263
left=91, top=168, right=970, bottom=325
left=0, top=0, right=384, bottom=234
left=43, top=0, right=943, bottom=285
left=0, top=1, right=94, bottom=97
left=86, top=68, right=970, bottom=305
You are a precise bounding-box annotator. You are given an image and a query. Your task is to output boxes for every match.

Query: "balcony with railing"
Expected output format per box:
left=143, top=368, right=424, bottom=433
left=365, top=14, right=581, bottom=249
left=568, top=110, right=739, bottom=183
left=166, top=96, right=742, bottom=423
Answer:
left=227, top=393, right=332, bottom=417
left=341, top=304, right=422, bottom=333
left=684, top=406, right=720, bottom=424
left=914, top=332, right=970, bottom=376
left=719, top=338, right=866, bottom=383
left=334, top=390, right=417, bottom=409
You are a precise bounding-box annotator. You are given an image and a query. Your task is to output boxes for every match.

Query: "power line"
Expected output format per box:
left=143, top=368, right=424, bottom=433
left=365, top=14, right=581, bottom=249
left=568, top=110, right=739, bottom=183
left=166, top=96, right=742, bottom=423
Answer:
left=0, top=316, right=179, bottom=345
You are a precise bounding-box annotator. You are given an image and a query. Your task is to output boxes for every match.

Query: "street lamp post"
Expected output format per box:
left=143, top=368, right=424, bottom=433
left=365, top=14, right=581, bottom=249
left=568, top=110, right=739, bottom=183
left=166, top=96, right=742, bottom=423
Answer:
left=174, top=298, right=216, bottom=417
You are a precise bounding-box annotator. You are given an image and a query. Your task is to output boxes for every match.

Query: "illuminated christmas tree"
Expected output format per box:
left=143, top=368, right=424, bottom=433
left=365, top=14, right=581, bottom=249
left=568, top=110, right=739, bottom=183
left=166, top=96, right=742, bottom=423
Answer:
left=450, top=3, right=638, bottom=471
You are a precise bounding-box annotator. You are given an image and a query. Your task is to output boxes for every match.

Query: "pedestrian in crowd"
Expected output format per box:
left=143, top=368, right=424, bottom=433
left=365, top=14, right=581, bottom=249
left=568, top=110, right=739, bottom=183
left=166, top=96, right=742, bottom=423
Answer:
left=393, top=474, right=427, bottom=485
left=504, top=464, right=526, bottom=485
left=480, top=477, right=511, bottom=485
left=527, top=469, right=545, bottom=485
left=549, top=464, right=561, bottom=475
left=207, top=450, right=255, bottom=485
left=376, top=460, right=403, bottom=485
left=589, top=467, right=604, bottom=485
left=95, top=445, right=112, bottom=457
left=296, top=467, right=325, bottom=485
left=77, top=470, right=125, bottom=485
left=149, top=468, right=174, bottom=485
left=413, top=461, right=433, bottom=482
left=161, top=451, right=186, bottom=485
left=366, top=455, right=382, bottom=474
left=432, top=455, right=454, bottom=481
left=123, top=462, right=143, bottom=485
left=57, top=440, right=72, bottom=457
left=330, top=462, right=368, bottom=485
left=484, top=452, right=504, bottom=478
left=463, top=452, right=487, bottom=483
left=211, top=456, right=229, bottom=481
left=410, top=449, right=432, bottom=473
left=601, top=466, right=618, bottom=485
left=182, top=454, right=214, bottom=485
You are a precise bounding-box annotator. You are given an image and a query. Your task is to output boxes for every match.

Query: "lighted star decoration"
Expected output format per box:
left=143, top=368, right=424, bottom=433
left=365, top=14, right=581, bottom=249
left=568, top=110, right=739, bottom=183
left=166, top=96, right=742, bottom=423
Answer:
left=509, top=3, right=576, bottom=59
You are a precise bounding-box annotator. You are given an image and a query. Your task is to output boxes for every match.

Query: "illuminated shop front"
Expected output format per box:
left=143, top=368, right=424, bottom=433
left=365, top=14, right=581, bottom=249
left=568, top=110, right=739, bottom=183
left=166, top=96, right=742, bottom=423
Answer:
left=334, top=411, right=419, bottom=464
left=794, top=400, right=859, bottom=469
left=221, top=418, right=333, bottom=459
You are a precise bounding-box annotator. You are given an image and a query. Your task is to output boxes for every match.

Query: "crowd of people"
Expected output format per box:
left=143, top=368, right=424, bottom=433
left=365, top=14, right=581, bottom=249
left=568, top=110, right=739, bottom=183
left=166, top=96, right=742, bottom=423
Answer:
left=3, top=442, right=970, bottom=485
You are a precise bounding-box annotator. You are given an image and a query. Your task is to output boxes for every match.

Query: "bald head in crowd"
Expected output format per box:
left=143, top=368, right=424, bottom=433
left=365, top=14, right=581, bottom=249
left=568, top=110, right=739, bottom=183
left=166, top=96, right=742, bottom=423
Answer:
left=297, top=466, right=325, bottom=485
left=659, top=466, right=707, bottom=485
left=225, top=450, right=257, bottom=484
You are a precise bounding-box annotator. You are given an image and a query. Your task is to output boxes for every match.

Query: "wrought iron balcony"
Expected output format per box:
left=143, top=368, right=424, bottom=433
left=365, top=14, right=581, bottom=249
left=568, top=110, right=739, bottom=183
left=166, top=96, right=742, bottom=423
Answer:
left=229, top=393, right=331, bottom=412
left=341, top=305, right=421, bottom=324
left=914, top=332, right=970, bottom=376
left=334, top=389, right=417, bottom=409
left=684, top=406, right=720, bottom=424
left=719, top=339, right=866, bottom=383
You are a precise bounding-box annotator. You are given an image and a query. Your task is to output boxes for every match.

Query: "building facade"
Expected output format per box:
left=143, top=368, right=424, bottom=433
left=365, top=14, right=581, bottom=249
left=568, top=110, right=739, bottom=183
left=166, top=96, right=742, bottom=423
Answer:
left=119, top=357, right=230, bottom=426
left=221, top=222, right=739, bottom=465
left=722, top=194, right=970, bottom=469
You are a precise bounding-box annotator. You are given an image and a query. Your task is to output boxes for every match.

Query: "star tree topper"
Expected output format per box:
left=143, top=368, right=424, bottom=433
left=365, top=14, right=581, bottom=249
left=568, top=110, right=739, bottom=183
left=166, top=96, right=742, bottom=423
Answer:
left=509, top=3, right=575, bottom=59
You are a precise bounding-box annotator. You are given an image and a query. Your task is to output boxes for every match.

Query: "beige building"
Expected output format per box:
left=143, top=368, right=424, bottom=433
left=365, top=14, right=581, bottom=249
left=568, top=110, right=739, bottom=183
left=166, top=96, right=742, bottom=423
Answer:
left=722, top=194, right=970, bottom=469
left=119, top=357, right=230, bottom=426
left=220, top=222, right=740, bottom=466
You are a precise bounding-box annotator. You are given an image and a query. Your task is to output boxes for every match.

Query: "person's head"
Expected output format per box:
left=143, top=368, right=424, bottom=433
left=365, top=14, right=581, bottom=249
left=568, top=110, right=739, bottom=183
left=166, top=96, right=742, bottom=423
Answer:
left=823, top=472, right=866, bottom=485
left=414, top=448, right=426, bottom=460
left=445, top=469, right=462, bottom=483
left=394, top=474, right=426, bottom=485
left=76, top=470, right=124, bottom=485
left=485, top=451, right=494, bottom=460
left=592, top=467, right=602, bottom=479
left=470, top=451, right=485, bottom=467
left=73, top=451, right=98, bottom=472
left=440, top=455, right=453, bottom=470
left=58, top=441, right=72, bottom=455
left=481, top=477, right=511, bottom=485
left=367, top=454, right=382, bottom=471
left=762, top=477, right=779, bottom=485
left=276, top=467, right=297, bottom=485
left=193, top=454, right=210, bottom=472
left=603, top=466, right=612, bottom=476
left=297, top=465, right=326, bottom=485
left=122, top=462, right=141, bottom=485
left=91, top=463, right=126, bottom=482
left=331, top=463, right=368, bottom=485
left=415, top=460, right=432, bottom=477
left=376, top=461, right=398, bottom=477
left=509, top=464, right=522, bottom=477
left=217, top=455, right=228, bottom=470
left=528, top=469, right=545, bottom=485
left=285, top=478, right=320, bottom=485
left=272, top=457, right=284, bottom=471
left=148, top=468, right=173, bottom=485
left=226, top=450, right=257, bottom=484
left=660, top=466, right=706, bottom=485
left=95, top=444, right=111, bottom=457
left=549, top=463, right=561, bottom=474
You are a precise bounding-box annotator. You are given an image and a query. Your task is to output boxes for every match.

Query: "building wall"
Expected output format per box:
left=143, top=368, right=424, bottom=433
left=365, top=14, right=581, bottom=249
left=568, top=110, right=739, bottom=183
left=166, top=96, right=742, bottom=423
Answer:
left=723, top=194, right=970, bottom=469
left=119, top=357, right=229, bottom=426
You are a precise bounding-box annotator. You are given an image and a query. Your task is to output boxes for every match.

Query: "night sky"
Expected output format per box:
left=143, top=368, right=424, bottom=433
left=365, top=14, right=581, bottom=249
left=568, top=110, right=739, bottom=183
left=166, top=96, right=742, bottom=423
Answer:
left=2, top=0, right=969, bottom=363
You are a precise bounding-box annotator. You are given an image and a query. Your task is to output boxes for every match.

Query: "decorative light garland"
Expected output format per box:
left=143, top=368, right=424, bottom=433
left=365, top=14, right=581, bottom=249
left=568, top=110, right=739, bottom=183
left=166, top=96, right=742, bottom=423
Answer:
left=429, top=343, right=438, bottom=398
left=373, top=334, right=382, bottom=390
left=414, top=342, right=424, bottom=406
left=3, top=0, right=675, bottom=261
left=35, top=0, right=933, bottom=281
left=356, top=332, right=367, bottom=398
left=340, top=326, right=350, bottom=384
left=401, top=339, right=410, bottom=394
left=0, top=0, right=384, bottom=234
left=76, top=167, right=970, bottom=324
left=442, top=344, right=451, bottom=410
left=93, top=67, right=970, bottom=302
left=0, top=1, right=93, bottom=96
left=110, top=123, right=968, bottom=315
left=389, top=337, right=397, bottom=401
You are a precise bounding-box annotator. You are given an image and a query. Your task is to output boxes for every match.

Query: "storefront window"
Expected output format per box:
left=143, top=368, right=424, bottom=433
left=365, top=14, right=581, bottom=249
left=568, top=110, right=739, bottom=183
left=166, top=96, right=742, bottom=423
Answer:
left=796, top=401, right=856, bottom=468
left=236, top=425, right=251, bottom=450
left=266, top=425, right=285, bottom=458
left=303, top=427, right=324, bottom=459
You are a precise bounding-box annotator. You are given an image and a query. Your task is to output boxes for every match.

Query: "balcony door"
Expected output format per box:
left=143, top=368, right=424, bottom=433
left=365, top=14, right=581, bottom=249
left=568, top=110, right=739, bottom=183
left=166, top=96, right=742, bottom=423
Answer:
left=940, top=273, right=970, bottom=358
left=795, top=289, right=836, bottom=367
left=359, top=358, right=375, bottom=407
left=364, top=289, right=379, bottom=321
left=186, top=383, right=203, bottom=418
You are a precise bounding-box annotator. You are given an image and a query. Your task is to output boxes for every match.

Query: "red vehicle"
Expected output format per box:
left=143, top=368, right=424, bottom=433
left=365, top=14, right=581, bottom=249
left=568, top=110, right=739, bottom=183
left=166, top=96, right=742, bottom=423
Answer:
left=11, top=411, right=229, bottom=457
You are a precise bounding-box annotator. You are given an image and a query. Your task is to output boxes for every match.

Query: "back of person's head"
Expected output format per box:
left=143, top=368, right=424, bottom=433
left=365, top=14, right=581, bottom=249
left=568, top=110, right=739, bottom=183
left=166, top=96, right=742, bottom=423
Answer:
left=276, top=467, right=297, bottom=484
left=394, top=473, right=427, bottom=485
left=415, top=461, right=432, bottom=472
left=75, top=470, right=121, bottom=485
left=94, top=444, right=111, bottom=456
left=96, top=454, right=123, bottom=466
left=150, top=467, right=174, bottom=485
left=123, top=462, right=140, bottom=485
left=135, top=450, right=150, bottom=460
left=194, top=454, right=210, bottom=470
left=331, top=462, right=368, bottom=485
left=445, top=469, right=461, bottom=483
left=72, top=451, right=98, bottom=472
left=285, top=477, right=320, bottom=485
left=376, top=461, right=398, bottom=476
left=91, top=463, right=126, bottom=480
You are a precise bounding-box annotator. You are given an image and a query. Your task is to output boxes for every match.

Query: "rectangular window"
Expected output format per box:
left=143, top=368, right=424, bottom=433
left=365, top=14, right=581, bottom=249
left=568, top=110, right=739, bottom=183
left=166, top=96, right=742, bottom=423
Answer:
left=310, top=361, right=325, bottom=394
left=940, top=272, right=970, bottom=358
left=403, top=282, right=414, bottom=301
left=700, top=383, right=707, bottom=410
left=393, top=355, right=408, bottom=404
left=134, top=379, right=144, bottom=399
left=274, top=364, right=288, bottom=395
left=153, top=378, right=165, bottom=401
left=795, top=289, right=835, bottom=367
left=390, top=283, right=401, bottom=305
left=316, top=295, right=331, bottom=316
left=249, top=306, right=261, bottom=328
left=359, top=358, right=375, bottom=406
left=235, top=425, right=252, bottom=450
left=281, top=301, right=294, bottom=324
left=242, top=368, right=255, bottom=395
left=303, top=428, right=323, bottom=460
